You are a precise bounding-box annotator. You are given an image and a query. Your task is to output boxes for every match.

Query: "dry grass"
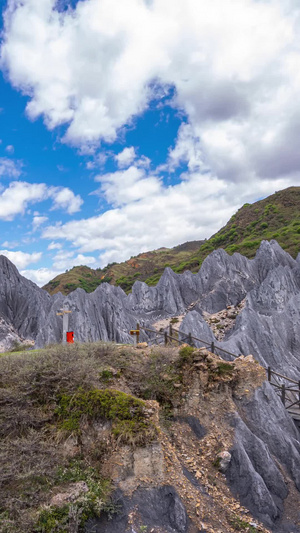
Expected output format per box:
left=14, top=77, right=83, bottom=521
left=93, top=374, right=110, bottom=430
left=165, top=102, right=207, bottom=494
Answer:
left=0, top=342, right=180, bottom=532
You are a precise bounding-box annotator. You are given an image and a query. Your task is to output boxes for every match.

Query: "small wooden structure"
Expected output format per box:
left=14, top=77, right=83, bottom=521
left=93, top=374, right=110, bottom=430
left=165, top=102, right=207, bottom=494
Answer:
left=56, top=305, right=72, bottom=344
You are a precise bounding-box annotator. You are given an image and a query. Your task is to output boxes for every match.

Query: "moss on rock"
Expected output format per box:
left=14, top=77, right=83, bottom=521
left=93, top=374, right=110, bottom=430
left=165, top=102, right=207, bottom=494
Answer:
left=56, top=388, right=157, bottom=446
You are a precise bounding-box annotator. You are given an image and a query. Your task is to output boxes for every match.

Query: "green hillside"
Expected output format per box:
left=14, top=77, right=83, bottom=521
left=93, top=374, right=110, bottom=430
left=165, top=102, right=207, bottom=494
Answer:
left=43, top=240, right=203, bottom=295
left=172, top=185, right=300, bottom=275
left=43, top=186, right=300, bottom=295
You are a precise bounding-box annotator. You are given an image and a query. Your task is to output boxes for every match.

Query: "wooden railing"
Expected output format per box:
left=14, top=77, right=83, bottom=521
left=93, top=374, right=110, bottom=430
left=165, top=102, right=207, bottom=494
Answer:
left=132, top=323, right=300, bottom=420
left=267, top=367, right=300, bottom=416
left=137, top=322, right=239, bottom=360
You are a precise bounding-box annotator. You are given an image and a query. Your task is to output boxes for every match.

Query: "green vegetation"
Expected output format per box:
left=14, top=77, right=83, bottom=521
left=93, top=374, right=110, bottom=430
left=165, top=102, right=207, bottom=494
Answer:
left=47, top=280, right=60, bottom=290
left=99, top=369, right=114, bottom=382
left=35, top=461, right=115, bottom=532
left=215, top=362, right=234, bottom=376
left=56, top=388, right=157, bottom=445
left=177, top=345, right=195, bottom=367
left=7, top=340, right=30, bottom=353
left=0, top=342, right=193, bottom=531
left=0, top=341, right=259, bottom=533
left=229, top=515, right=257, bottom=532
left=36, top=506, right=70, bottom=532
left=185, top=187, right=300, bottom=270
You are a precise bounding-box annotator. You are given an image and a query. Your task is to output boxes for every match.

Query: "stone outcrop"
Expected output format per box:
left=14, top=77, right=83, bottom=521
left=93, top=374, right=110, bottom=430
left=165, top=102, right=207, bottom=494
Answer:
left=86, top=486, right=190, bottom=533
left=227, top=378, right=300, bottom=531
left=0, top=313, right=23, bottom=352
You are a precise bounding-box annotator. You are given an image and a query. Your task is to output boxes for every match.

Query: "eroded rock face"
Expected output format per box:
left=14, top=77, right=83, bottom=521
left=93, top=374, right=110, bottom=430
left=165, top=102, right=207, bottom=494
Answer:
left=0, top=313, right=23, bottom=352
left=178, top=240, right=300, bottom=377
left=86, top=487, right=189, bottom=533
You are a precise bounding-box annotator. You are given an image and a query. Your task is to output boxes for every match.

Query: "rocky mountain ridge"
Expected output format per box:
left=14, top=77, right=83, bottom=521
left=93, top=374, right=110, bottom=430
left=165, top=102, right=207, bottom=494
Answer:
left=43, top=186, right=300, bottom=295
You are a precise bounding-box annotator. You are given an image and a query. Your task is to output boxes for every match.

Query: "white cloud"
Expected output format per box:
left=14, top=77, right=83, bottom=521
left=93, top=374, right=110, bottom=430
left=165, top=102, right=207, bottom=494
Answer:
left=32, top=215, right=48, bottom=230
left=95, top=165, right=161, bottom=206
left=5, top=145, right=14, bottom=154
left=0, top=157, right=22, bottom=179
left=115, top=147, right=136, bottom=168
left=2, top=0, right=300, bottom=269
left=52, top=249, right=97, bottom=270
left=0, top=249, right=42, bottom=269
left=2, top=0, right=300, bottom=184
left=1, top=0, right=297, bottom=187
left=2, top=240, right=19, bottom=248
left=44, top=165, right=296, bottom=266
left=86, top=152, right=108, bottom=170
left=0, top=181, right=83, bottom=220
left=20, top=267, right=61, bottom=287
left=49, top=186, right=83, bottom=214
left=48, top=241, right=62, bottom=250
left=167, top=123, right=205, bottom=172
left=0, top=181, right=47, bottom=220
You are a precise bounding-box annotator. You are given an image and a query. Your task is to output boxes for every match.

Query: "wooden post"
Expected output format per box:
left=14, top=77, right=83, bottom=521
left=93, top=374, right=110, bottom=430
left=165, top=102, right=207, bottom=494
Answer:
left=169, top=324, right=173, bottom=338
left=281, top=384, right=286, bottom=406
left=211, top=341, right=215, bottom=353
left=164, top=332, right=168, bottom=346
left=136, top=323, right=140, bottom=344
left=188, top=332, right=192, bottom=346
left=56, top=305, right=72, bottom=344
left=267, top=367, right=272, bottom=382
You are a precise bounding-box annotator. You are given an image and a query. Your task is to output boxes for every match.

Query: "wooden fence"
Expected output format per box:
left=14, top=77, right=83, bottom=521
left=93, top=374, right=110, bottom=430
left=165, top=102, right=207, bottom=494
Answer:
left=137, top=322, right=239, bottom=360
left=267, top=367, right=300, bottom=417
left=132, top=323, right=300, bottom=420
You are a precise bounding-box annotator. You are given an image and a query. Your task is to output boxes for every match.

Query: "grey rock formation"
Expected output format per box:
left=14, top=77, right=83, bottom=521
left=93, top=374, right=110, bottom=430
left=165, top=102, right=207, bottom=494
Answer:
left=197, top=248, right=257, bottom=312
left=228, top=380, right=300, bottom=529
left=0, top=313, right=23, bottom=352
left=179, top=309, right=215, bottom=347
left=86, top=486, right=189, bottom=533
left=128, top=268, right=200, bottom=318
left=0, top=255, right=139, bottom=348
left=178, top=240, right=300, bottom=376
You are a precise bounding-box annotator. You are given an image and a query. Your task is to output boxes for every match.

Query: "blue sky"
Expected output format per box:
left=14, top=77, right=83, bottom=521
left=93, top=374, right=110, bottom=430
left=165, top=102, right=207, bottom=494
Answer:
left=0, top=0, right=299, bottom=285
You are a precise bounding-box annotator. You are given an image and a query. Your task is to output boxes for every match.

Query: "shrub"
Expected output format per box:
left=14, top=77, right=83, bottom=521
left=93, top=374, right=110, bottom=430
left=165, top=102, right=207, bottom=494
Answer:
left=99, top=369, right=114, bottom=382
left=36, top=462, right=115, bottom=532
left=229, top=515, right=257, bottom=532
left=8, top=341, right=29, bottom=353
left=216, top=362, right=234, bottom=376
left=36, top=505, right=70, bottom=532
left=177, top=345, right=195, bottom=367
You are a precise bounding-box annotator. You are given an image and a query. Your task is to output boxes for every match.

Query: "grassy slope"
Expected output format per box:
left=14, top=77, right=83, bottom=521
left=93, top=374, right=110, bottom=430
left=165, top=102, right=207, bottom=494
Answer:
left=43, top=186, right=300, bottom=295
left=173, top=185, right=300, bottom=274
